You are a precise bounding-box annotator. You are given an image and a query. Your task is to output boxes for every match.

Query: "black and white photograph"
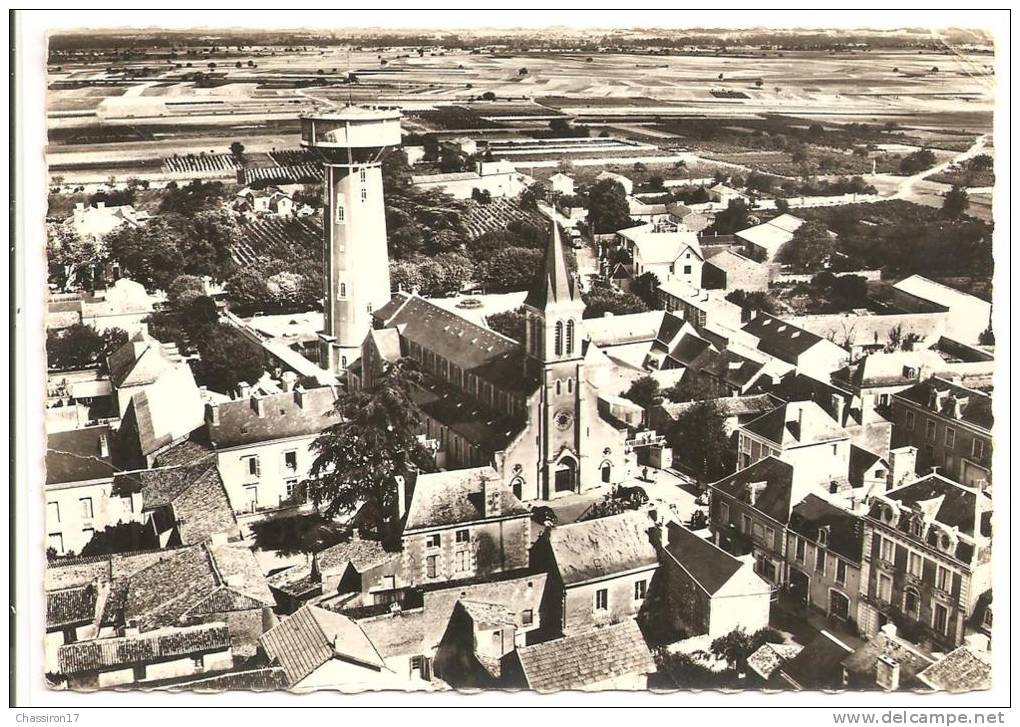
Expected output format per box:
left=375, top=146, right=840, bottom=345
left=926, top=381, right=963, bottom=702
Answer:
left=9, top=7, right=1011, bottom=715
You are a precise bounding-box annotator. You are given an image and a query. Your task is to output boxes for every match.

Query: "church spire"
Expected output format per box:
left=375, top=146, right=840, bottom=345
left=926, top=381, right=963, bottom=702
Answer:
left=524, top=223, right=578, bottom=311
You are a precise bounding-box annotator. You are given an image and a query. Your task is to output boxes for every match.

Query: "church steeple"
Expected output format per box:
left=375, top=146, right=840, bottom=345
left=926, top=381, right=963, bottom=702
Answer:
left=523, top=224, right=585, bottom=367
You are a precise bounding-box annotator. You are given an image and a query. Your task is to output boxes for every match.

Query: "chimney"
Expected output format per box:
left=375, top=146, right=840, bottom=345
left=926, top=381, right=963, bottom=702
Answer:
left=251, top=394, right=266, bottom=417
left=281, top=371, right=298, bottom=393
left=748, top=481, right=767, bottom=507
left=880, top=622, right=898, bottom=639
left=205, top=401, right=220, bottom=426
left=294, top=385, right=306, bottom=409
left=950, top=395, right=967, bottom=420
left=98, top=432, right=110, bottom=458
left=482, top=473, right=501, bottom=518
left=887, top=446, right=917, bottom=490
left=395, top=475, right=407, bottom=520
left=875, top=654, right=901, bottom=692
left=237, top=381, right=251, bottom=400
left=96, top=201, right=105, bottom=209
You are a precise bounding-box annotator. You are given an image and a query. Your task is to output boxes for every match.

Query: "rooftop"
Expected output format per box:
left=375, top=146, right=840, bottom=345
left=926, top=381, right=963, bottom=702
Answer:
left=742, top=400, right=847, bottom=449
left=206, top=386, right=339, bottom=449
left=107, top=330, right=183, bottom=389
left=742, top=313, right=834, bottom=364
left=710, top=456, right=797, bottom=525
left=46, top=425, right=121, bottom=486
left=788, top=494, right=864, bottom=564
left=662, top=522, right=746, bottom=595
left=893, top=376, right=993, bottom=431
left=735, top=215, right=804, bottom=254
left=404, top=466, right=529, bottom=533
left=893, top=275, right=991, bottom=310
left=778, top=630, right=854, bottom=690
left=546, top=510, right=658, bottom=586
left=58, top=623, right=231, bottom=675
left=915, top=644, right=992, bottom=692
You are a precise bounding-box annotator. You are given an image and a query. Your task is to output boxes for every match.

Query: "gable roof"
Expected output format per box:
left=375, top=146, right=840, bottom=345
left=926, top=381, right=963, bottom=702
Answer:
left=404, top=466, right=529, bottom=532
left=710, top=457, right=797, bottom=525
left=206, top=386, right=339, bottom=449
left=843, top=629, right=935, bottom=687
left=260, top=605, right=386, bottom=685
left=46, top=425, right=121, bottom=485
left=881, top=474, right=991, bottom=540
left=58, top=623, right=231, bottom=676
left=742, top=313, right=831, bottom=363
left=107, top=331, right=183, bottom=389
left=617, top=225, right=703, bottom=266
left=515, top=620, right=654, bottom=692
left=840, top=350, right=946, bottom=390
left=316, top=537, right=400, bottom=575
left=546, top=510, right=658, bottom=586
left=778, top=630, right=854, bottom=689
left=893, top=376, right=993, bottom=431
left=788, top=494, right=864, bottom=564
left=47, top=584, right=99, bottom=629
left=705, top=248, right=764, bottom=276
left=742, top=401, right=847, bottom=449
left=662, top=522, right=746, bottom=595
left=893, top=275, right=990, bottom=312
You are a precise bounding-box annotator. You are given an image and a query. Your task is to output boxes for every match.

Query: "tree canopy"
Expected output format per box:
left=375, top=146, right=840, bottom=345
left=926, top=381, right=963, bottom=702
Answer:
left=46, top=324, right=128, bottom=372
left=667, top=399, right=735, bottom=482
left=777, top=220, right=835, bottom=272
left=586, top=178, right=633, bottom=235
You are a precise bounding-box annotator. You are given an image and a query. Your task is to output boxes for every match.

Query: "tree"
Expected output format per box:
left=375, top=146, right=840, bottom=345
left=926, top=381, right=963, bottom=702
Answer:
left=668, top=399, right=734, bottom=482
left=631, top=271, right=661, bottom=310
left=586, top=178, right=633, bottom=235
left=194, top=324, right=268, bottom=393
left=518, top=67, right=528, bottom=75
left=970, top=154, right=993, bottom=171
left=306, top=358, right=437, bottom=523
left=661, top=373, right=728, bottom=403
left=486, top=306, right=527, bottom=344
left=166, top=274, right=207, bottom=308
left=622, top=375, right=661, bottom=409
left=899, top=148, right=937, bottom=175
left=229, top=141, right=245, bottom=157
left=158, top=179, right=229, bottom=216
left=774, top=197, right=790, bottom=214
left=710, top=629, right=753, bottom=670
left=47, top=324, right=128, bottom=371
left=581, top=286, right=649, bottom=319
left=777, top=220, right=834, bottom=272
left=47, top=224, right=103, bottom=290
left=266, top=271, right=305, bottom=308
left=80, top=522, right=157, bottom=556
left=478, top=247, right=543, bottom=293
left=711, top=199, right=752, bottom=235
left=942, top=185, right=970, bottom=218
left=226, top=267, right=271, bottom=310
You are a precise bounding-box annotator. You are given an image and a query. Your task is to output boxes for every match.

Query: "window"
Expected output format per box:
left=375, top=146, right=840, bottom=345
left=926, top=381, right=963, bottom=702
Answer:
left=382, top=575, right=395, bottom=590
left=48, top=533, right=63, bottom=555
left=282, top=450, right=298, bottom=473
left=926, top=419, right=937, bottom=442
left=741, top=514, right=752, bottom=534
left=880, top=536, right=895, bottom=563
left=566, top=320, right=575, bottom=355
left=133, top=664, right=146, bottom=682
left=683, top=265, right=692, bottom=275
left=972, top=438, right=985, bottom=459
left=193, top=656, right=205, bottom=673
left=835, top=559, right=848, bottom=585
left=935, top=565, right=951, bottom=592
left=426, top=555, right=438, bottom=579
left=426, top=533, right=441, bottom=548
left=456, top=550, right=469, bottom=572
left=339, top=282, right=347, bottom=298
left=359, top=168, right=367, bottom=183
left=335, top=203, right=345, bottom=224
left=82, top=527, right=94, bottom=543
left=766, top=526, right=777, bottom=549
left=814, top=547, right=826, bottom=575
left=594, top=588, right=608, bottom=611
left=410, top=655, right=431, bottom=680
left=982, top=608, right=993, bottom=630
left=752, top=522, right=765, bottom=540
left=79, top=497, right=93, bottom=520
left=932, top=602, right=949, bottom=635
left=243, top=455, right=261, bottom=480
left=634, top=579, right=647, bottom=601
left=817, top=528, right=828, bottom=546
left=285, top=478, right=298, bottom=500
left=718, top=501, right=729, bottom=523
left=907, top=551, right=923, bottom=578
left=47, top=502, right=60, bottom=524
left=905, top=410, right=915, bottom=429
left=521, top=609, right=534, bottom=626
left=554, top=321, right=563, bottom=356
left=904, top=588, right=921, bottom=618
left=795, top=537, right=806, bottom=562
left=455, top=529, right=469, bottom=543
left=878, top=573, right=893, bottom=603
left=945, top=428, right=955, bottom=448
left=360, top=188, right=368, bottom=202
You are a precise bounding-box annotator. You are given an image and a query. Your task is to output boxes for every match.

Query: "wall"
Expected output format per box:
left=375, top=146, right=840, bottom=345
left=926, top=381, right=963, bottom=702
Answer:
left=890, top=400, right=992, bottom=487
left=401, top=516, right=531, bottom=589
left=197, top=609, right=266, bottom=658
left=562, top=568, right=656, bottom=634
left=45, top=480, right=138, bottom=556
left=787, top=534, right=863, bottom=628
left=707, top=588, right=771, bottom=638
left=216, top=435, right=318, bottom=515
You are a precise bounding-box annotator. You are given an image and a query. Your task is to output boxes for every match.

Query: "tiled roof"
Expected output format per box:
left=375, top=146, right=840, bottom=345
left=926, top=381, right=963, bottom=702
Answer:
left=747, top=642, right=803, bottom=680
left=260, top=605, right=386, bottom=685
left=705, top=248, right=764, bottom=275
left=657, top=394, right=777, bottom=423
left=742, top=401, right=847, bottom=449
left=317, top=538, right=399, bottom=574
left=153, top=436, right=215, bottom=468
left=710, top=457, right=796, bottom=525
left=410, top=374, right=527, bottom=453
left=916, top=645, right=992, bottom=692
left=843, top=631, right=934, bottom=688
left=894, top=377, right=993, bottom=431
left=547, top=511, right=658, bottom=586
left=118, top=364, right=206, bottom=458
left=404, top=466, right=528, bottom=532
left=742, top=313, right=829, bottom=363
left=107, top=331, right=182, bottom=389
left=47, top=585, right=99, bottom=629
left=158, top=667, right=290, bottom=692
left=46, top=425, right=122, bottom=485
left=58, top=623, right=230, bottom=675
left=355, top=609, right=428, bottom=659
left=516, top=620, right=654, bottom=692
left=779, top=630, right=854, bottom=689
left=207, top=386, right=339, bottom=449
left=459, top=599, right=516, bottom=628
left=788, top=495, right=864, bottom=564
left=840, top=350, right=946, bottom=390
left=662, top=522, right=745, bottom=595
left=848, top=445, right=885, bottom=490
left=893, top=275, right=990, bottom=311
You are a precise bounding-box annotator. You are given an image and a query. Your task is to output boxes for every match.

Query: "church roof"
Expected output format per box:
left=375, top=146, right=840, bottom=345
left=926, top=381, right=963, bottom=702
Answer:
left=524, top=225, right=578, bottom=310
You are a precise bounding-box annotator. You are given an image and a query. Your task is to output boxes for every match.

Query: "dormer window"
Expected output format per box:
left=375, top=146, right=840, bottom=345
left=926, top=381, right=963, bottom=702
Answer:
left=817, top=527, right=829, bottom=546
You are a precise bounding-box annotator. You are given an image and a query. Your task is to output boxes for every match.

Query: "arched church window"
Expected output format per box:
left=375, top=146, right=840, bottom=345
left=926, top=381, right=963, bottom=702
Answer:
left=554, top=321, right=563, bottom=356
left=556, top=380, right=562, bottom=396
left=567, top=378, right=573, bottom=394
left=566, top=319, right=575, bottom=355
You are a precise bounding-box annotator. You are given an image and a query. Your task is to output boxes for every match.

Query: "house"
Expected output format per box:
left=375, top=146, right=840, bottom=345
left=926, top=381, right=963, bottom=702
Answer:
left=66, top=201, right=148, bottom=241
left=548, top=172, right=575, bottom=196
left=646, top=522, right=771, bottom=641
left=595, top=170, right=634, bottom=195
left=709, top=183, right=749, bottom=207
left=615, top=224, right=704, bottom=288
left=915, top=637, right=992, bottom=692
left=259, top=605, right=403, bottom=692
left=411, top=160, right=522, bottom=199
left=658, top=281, right=743, bottom=332
left=666, top=201, right=709, bottom=232
left=786, top=494, right=864, bottom=626
left=842, top=622, right=936, bottom=691
left=401, top=466, right=532, bottom=588
left=508, top=619, right=655, bottom=691
left=662, top=336, right=772, bottom=397
left=832, top=350, right=946, bottom=425
left=746, top=641, right=803, bottom=682
left=649, top=393, right=777, bottom=440
left=531, top=510, right=659, bottom=634
left=46, top=425, right=132, bottom=557
left=890, top=376, right=992, bottom=489
left=772, top=630, right=854, bottom=690
left=736, top=401, right=851, bottom=488
left=432, top=600, right=521, bottom=688
left=106, top=329, right=192, bottom=417
left=702, top=248, right=771, bottom=292
left=742, top=312, right=849, bottom=379
left=57, top=622, right=234, bottom=690
left=735, top=213, right=804, bottom=262
left=857, top=474, right=992, bottom=652
left=627, top=198, right=672, bottom=224
left=404, top=146, right=426, bottom=166
left=235, top=186, right=295, bottom=217
left=891, top=275, right=992, bottom=345
left=46, top=368, right=117, bottom=433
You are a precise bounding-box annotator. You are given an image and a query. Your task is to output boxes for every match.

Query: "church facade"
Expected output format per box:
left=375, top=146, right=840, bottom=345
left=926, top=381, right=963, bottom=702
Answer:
left=352, top=226, right=638, bottom=502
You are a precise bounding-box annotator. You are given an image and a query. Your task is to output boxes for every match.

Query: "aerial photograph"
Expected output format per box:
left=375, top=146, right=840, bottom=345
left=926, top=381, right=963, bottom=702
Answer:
left=31, top=16, right=997, bottom=699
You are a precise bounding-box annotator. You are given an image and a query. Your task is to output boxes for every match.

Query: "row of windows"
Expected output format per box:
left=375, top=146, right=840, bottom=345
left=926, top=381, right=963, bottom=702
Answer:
left=905, top=409, right=986, bottom=458
left=877, top=534, right=954, bottom=590
left=408, top=341, right=522, bottom=419
left=240, top=450, right=299, bottom=480
left=425, top=529, right=471, bottom=548
left=593, top=580, right=646, bottom=612
left=791, top=536, right=850, bottom=585
left=876, top=572, right=953, bottom=635
left=332, top=172, right=370, bottom=224
left=47, top=498, right=93, bottom=524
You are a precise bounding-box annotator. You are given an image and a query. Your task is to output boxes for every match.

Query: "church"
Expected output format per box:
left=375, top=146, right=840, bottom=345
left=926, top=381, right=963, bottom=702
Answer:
left=350, top=226, right=647, bottom=503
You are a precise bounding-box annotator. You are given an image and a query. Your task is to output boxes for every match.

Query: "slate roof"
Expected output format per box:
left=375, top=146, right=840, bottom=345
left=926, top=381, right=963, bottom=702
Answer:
left=410, top=375, right=527, bottom=452
left=585, top=310, right=668, bottom=347
left=515, top=620, right=654, bottom=692
left=838, top=350, right=946, bottom=390
left=657, top=394, right=777, bottom=423
left=880, top=474, right=992, bottom=541
left=788, top=494, right=864, bottom=564
left=710, top=457, right=797, bottom=525
left=524, top=225, right=579, bottom=310
left=158, top=667, right=290, bottom=692
left=206, top=386, right=339, bottom=449
left=916, top=645, right=992, bottom=692
left=705, top=248, right=765, bottom=276
left=742, top=401, right=847, bottom=449
left=47, top=585, right=99, bottom=629
left=849, top=445, right=885, bottom=489
left=893, top=377, right=993, bottom=432
left=662, top=522, right=745, bottom=595
left=58, top=623, right=231, bottom=675
left=778, top=630, right=854, bottom=690
left=893, top=275, right=990, bottom=312
left=404, top=466, right=529, bottom=532
left=260, top=605, right=387, bottom=685
left=153, top=436, right=216, bottom=468
left=46, top=425, right=122, bottom=485
left=546, top=511, right=658, bottom=586
left=459, top=599, right=517, bottom=628
left=355, top=609, right=428, bottom=659
left=742, top=313, right=830, bottom=363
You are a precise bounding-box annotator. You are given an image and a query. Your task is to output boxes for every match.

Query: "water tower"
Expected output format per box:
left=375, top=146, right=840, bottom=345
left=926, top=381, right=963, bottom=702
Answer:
left=301, top=106, right=402, bottom=374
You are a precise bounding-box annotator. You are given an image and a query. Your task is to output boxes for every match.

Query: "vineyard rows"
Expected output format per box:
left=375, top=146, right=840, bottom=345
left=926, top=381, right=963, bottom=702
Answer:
left=231, top=217, right=323, bottom=269
left=460, top=198, right=548, bottom=241
left=240, top=163, right=321, bottom=185
left=161, top=153, right=243, bottom=174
